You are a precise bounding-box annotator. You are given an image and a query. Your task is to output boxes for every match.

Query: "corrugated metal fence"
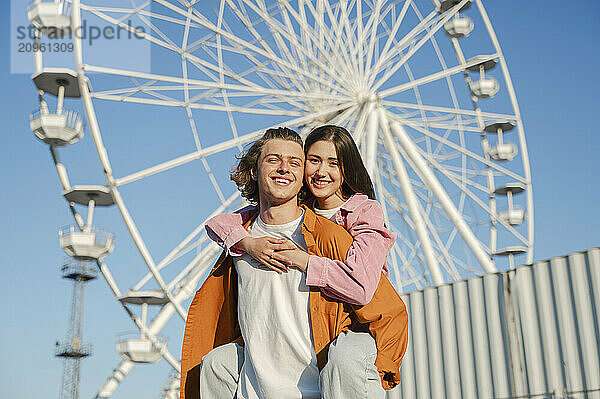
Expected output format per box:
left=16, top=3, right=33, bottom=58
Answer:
left=387, top=248, right=600, bottom=399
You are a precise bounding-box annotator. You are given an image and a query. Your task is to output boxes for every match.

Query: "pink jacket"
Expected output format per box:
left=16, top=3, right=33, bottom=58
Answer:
left=205, top=194, right=397, bottom=305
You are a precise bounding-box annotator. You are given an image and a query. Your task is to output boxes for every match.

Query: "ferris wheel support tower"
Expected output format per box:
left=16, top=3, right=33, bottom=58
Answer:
left=55, top=262, right=97, bottom=399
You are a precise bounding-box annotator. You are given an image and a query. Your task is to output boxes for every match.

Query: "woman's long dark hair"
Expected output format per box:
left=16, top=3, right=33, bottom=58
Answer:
left=304, top=125, right=376, bottom=202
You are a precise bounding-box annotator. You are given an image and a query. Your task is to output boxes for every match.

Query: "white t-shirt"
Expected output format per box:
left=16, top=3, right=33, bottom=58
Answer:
left=313, top=200, right=347, bottom=221
left=234, top=210, right=320, bottom=399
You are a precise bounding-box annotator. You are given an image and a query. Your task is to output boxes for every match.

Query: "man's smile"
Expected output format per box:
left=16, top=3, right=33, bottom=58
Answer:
left=272, top=176, right=293, bottom=186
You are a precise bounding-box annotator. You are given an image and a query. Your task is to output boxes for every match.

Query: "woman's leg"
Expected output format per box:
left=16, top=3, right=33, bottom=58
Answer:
left=319, top=331, right=386, bottom=399
left=199, top=342, right=244, bottom=399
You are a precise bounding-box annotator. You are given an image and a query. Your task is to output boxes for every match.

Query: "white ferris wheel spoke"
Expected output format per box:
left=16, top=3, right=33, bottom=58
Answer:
left=278, top=0, right=357, bottom=87
left=373, top=138, right=461, bottom=285
left=417, top=153, right=529, bottom=247
left=187, top=109, right=229, bottom=204
left=380, top=110, right=494, bottom=270
left=95, top=248, right=216, bottom=397
left=378, top=175, right=458, bottom=289
left=371, top=0, right=468, bottom=90
left=350, top=101, right=372, bottom=146
left=387, top=138, right=529, bottom=252
left=320, top=0, right=359, bottom=78
left=370, top=149, right=401, bottom=280
left=133, top=236, right=211, bottom=291
left=134, top=242, right=220, bottom=295
left=108, top=186, right=191, bottom=320
left=87, top=0, right=341, bottom=94
left=83, top=6, right=184, bottom=56
left=362, top=0, right=384, bottom=80
left=382, top=101, right=518, bottom=120
left=137, top=7, right=181, bottom=49
left=400, top=0, right=471, bottom=161
left=165, top=242, right=224, bottom=292
left=83, top=64, right=341, bottom=103
left=220, top=0, right=312, bottom=92
left=403, top=119, right=481, bottom=133
left=335, top=0, right=362, bottom=78
left=403, top=61, right=436, bottom=156
left=375, top=0, right=413, bottom=73
left=394, top=115, right=528, bottom=183
left=96, top=259, right=184, bottom=372
left=279, top=1, right=315, bottom=80
left=327, top=104, right=360, bottom=127
left=85, top=56, right=330, bottom=109
left=132, top=191, right=241, bottom=291
left=383, top=186, right=471, bottom=282
left=302, top=1, right=342, bottom=72
left=355, top=0, right=365, bottom=77
left=380, top=52, right=499, bottom=98
left=189, top=10, right=231, bottom=204
left=370, top=9, right=440, bottom=84
left=386, top=115, right=496, bottom=273
left=386, top=109, right=526, bottom=182
left=113, top=101, right=354, bottom=187
left=185, top=2, right=354, bottom=92
left=410, top=145, right=529, bottom=245
left=132, top=236, right=226, bottom=302
left=89, top=92, right=306, bottom=115
left=377, top=107, right=444, bottom=285
left=314, top=2, right=364, bottom=81
left=295, top=0, right=360, bottom=86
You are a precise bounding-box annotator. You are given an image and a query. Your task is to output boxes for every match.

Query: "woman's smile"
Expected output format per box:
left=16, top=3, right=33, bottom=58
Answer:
left=305, top=140, right=345, bottom=209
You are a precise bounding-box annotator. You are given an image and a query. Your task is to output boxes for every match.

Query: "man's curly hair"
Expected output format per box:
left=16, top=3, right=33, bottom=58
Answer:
left=230, top=127, right=303, bottom=204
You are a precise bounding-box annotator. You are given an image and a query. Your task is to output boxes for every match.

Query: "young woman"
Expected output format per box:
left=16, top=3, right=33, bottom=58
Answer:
left=206, top=124, right=396, bottom=306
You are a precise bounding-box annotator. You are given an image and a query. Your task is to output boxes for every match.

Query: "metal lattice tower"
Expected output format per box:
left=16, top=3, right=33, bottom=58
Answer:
left=55, top=262, right=96, bottom=399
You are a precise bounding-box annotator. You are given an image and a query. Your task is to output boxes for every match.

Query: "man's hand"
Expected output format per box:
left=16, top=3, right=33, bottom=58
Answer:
left=272, top=243, right=310, bottom=273
left=236, top=236, right=296, bottom=273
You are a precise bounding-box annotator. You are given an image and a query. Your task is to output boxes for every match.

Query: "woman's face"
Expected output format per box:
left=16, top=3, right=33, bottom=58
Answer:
left=305, top=140, right=345, bottom=209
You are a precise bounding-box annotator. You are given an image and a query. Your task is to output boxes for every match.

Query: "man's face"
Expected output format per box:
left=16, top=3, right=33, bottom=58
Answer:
left=253, top=138, right=305, bottom=206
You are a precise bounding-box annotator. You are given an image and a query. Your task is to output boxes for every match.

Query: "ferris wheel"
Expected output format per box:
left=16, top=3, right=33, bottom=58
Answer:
left=28, top=0, right=532, bottom=397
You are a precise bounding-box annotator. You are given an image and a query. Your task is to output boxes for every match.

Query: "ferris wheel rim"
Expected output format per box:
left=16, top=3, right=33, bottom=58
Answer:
left=70, top=0, right=534, bottom=288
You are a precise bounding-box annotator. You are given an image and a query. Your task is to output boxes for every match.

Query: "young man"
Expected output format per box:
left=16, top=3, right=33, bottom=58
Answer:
left=180, top=127, right=408, bottom=399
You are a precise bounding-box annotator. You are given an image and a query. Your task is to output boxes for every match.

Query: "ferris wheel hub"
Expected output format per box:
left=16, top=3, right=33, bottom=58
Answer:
left=354, top=91, right=378, bottom=106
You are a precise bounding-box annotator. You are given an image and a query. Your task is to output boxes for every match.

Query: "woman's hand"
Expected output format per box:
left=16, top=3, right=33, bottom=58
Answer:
left=272, top=243, right=310, bottom=272
left=236, top=236, right=296, bottom=273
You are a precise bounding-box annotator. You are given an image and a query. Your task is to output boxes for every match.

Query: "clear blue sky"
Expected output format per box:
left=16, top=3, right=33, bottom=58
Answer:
left=2, top=1, right=599, bottom=398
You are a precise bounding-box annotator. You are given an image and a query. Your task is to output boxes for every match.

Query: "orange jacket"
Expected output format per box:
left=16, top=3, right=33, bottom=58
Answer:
left=180, top=206, right=408, bottom=398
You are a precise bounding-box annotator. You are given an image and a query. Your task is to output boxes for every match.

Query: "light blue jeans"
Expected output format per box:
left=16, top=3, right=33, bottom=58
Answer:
left=198, top=331, right=386, bottom=398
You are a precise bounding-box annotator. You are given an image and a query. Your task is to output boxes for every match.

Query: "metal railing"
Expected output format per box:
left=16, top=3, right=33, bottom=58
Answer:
left=64, top=109, right=83, bottom=129
left=59, top=225, right=114, bottom=247
left=30, top=108, right=83, bottom=130
left=27, top=0, right=72, bottom=17
left=55, top=341, right=92, bottom=358
left=61, top=261, right=97, bottom=281
left=116, top=331, right=168, bottom=345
